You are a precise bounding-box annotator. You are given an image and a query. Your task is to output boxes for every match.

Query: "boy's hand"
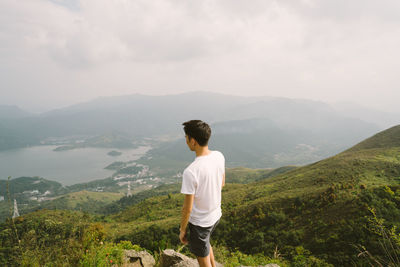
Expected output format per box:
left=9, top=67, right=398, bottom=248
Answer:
left=179, top=230, right=188, bottom=244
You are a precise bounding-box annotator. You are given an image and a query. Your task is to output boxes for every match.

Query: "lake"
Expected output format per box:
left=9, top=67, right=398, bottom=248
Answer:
left=0, top=145, right=150, bottom=186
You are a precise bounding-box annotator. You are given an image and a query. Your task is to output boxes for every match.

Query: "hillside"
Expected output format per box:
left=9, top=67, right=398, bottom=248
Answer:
left=38, top=190, right=124, bottom=212
left=0, top=187, right=125, bottom=223
left=0, top=176, right=67, bottom=197
left=1, top=125, right=399, bottom=266
left=0, top=165, right=291, bottom=223
left=105, top=125, right=400, bottom=265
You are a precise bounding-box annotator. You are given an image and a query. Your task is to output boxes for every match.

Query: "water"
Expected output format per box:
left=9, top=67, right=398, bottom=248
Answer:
left=0, top=145, right=150, bottom=186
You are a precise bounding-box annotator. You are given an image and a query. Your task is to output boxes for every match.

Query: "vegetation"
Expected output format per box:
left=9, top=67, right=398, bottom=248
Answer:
left=114, top=166, right=143, bottom=176
left=225, top=166, right=297, bottom=184
left=103, top=126, right=400, bottom=266
left=102, top=184, right=180, bottom=215
left=0, top=209, right=143, bottom=266
left=0, top=190, right=125, bottom=224
left=1, top=125, right=400, bottom=266
left=65, top=177, right=125, bottom=193
left=0, top=176, right=67, bottom=197
left=38, top=191, right=124, bottom=213
left=107, top=150, right=122, bottom=156
left=104, top=161, right=126, bottom=170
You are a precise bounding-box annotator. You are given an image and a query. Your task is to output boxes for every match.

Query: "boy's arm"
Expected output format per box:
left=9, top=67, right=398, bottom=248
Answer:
left=222, top=173, right=225, bottom=187
left=179, top=194, right=194, bottom=244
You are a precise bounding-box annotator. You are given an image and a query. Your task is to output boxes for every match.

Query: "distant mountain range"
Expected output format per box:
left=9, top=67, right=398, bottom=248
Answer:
left=0, top=105, right=33, bottom=119
left=146, top=115, right=380, bottom=168
left=1, top=92, right=399, bottom=167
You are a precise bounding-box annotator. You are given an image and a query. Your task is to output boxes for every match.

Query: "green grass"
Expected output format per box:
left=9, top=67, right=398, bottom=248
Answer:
left=36, top=190, right=125, bottom=214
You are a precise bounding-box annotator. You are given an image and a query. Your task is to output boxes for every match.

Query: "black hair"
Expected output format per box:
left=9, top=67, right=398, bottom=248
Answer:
left=182, top=120, right=211, bottom=146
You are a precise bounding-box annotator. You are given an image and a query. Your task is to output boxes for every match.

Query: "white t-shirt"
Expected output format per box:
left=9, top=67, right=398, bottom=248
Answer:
left=180, top=150, right=225, bottom=227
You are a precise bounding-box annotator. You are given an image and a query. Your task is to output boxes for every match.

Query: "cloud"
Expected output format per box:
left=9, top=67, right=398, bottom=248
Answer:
left=1, top=0, right=400, bottom=112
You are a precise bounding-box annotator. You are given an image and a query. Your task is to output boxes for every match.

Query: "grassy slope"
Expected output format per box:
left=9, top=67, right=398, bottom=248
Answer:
left=34, top=191, right=124, bottom=214
left=103, top=125, right=400, bottom=265
left=108, top=143, right=400, bottom=230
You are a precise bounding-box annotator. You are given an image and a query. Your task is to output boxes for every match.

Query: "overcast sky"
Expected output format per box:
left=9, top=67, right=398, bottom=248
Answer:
left=1, top=0, right=400, bottom=113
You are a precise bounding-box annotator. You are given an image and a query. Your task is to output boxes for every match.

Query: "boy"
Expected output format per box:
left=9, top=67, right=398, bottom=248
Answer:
left=179, top=120, right=225, bottom=267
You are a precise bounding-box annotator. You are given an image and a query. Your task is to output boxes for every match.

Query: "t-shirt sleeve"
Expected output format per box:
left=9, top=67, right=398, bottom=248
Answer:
left=181, top=169, right=197, bottom=195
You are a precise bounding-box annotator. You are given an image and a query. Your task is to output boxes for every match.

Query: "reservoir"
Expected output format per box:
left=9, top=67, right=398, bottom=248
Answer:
left=0, top=145, right=150, bottom=186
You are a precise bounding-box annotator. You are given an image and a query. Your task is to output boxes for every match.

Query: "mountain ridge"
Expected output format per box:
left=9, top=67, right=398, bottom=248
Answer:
left=345, top=124, right=400, bottom=152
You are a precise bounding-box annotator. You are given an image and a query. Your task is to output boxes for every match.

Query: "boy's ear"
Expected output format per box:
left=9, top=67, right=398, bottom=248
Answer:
left=189, top=137, right=198, bottom=147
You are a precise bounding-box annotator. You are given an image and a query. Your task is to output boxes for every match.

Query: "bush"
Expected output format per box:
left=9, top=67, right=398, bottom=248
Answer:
left=213, top=245, right=287, bottom=267
left=79, top=240, right=143, bottom=267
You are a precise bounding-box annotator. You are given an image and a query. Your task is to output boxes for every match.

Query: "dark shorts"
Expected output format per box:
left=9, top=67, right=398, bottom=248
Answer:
left=188, top=219, right=220, bottom=258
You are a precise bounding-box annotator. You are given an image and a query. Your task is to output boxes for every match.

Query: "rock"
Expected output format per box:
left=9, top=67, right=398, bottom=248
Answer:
left=158, top=249, right=198, bottom=267
left=158, top=249, right=223, bottom=267
left=239, top=265, right=280, bottom=267
left=120, top=250, right=155, bottom=267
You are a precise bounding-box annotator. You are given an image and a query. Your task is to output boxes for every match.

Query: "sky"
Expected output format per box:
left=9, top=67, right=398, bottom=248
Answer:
left=1, top=0, right=400, bottom=113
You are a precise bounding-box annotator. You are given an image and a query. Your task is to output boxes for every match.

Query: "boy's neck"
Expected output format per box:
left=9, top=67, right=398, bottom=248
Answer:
left=195, top=146, right=211, bottom=157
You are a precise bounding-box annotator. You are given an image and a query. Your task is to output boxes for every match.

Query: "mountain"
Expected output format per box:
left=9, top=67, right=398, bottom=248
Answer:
left=331, top=101, right=400, bottom=129
left=0, top=92, right=380, bottom=144
left=36, top=92, right=380, bottom=137
left=0, top=106, right=38, bottom=150
left=0, top=92, right=383, bottom=169
left=141, top=116, right=378, bottom=168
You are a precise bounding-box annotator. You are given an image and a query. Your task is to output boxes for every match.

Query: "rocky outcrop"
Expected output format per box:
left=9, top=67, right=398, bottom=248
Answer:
left=120, top=250, right=156, bottom=267
left=158, top=249, right=224, bottom=267
left=119, top=249, right=280, bottom=267
left=239, top=265, right=280, bottom=267
left=158, top=249, right=199, bottom=267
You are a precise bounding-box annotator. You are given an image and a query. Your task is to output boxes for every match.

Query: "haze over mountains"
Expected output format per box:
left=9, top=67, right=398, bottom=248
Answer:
left=1, top=92, right=399, bottom=168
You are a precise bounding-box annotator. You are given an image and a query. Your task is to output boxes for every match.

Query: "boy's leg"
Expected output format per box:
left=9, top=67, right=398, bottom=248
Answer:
left=209, top=245, right=216, bottom=267
left=209, top=219, right=219, bottom=267
left=196, top=255, right=211, bottom=267
left=196, top=245, right=215, bottom=267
